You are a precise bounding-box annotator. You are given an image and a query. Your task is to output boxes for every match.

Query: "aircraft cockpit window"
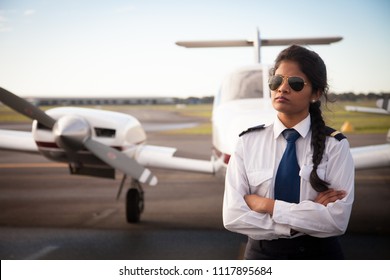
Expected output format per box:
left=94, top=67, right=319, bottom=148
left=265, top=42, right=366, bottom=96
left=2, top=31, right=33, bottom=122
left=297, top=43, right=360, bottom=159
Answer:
left=220, top=69, right=263, bottom=104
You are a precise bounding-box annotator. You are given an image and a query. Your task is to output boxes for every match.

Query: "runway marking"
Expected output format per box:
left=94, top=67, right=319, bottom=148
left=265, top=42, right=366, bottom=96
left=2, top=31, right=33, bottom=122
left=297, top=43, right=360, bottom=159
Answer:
left=0, top=162, right=67, bottom=168
left=25, top=245, right=59, bottom=260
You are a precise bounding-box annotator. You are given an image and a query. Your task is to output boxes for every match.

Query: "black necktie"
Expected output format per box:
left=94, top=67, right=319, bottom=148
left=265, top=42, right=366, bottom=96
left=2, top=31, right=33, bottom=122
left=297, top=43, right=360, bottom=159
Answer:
left=274, top=129, right=301, bottom=203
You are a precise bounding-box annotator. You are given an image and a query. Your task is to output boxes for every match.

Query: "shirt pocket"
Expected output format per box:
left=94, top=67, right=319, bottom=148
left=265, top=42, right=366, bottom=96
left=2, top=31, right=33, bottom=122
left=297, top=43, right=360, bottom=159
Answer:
left=247, top=169, right=273, bottom=197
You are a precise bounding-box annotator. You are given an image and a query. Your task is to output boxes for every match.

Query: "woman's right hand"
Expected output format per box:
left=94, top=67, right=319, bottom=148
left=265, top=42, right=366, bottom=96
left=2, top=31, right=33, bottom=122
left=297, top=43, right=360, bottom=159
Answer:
left=315, top=188, right=346, bottom=206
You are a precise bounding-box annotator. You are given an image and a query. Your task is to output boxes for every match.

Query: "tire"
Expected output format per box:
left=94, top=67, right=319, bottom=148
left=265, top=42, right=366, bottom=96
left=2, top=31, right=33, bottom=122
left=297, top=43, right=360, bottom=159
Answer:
left=126, top=188, right=143, bottom=223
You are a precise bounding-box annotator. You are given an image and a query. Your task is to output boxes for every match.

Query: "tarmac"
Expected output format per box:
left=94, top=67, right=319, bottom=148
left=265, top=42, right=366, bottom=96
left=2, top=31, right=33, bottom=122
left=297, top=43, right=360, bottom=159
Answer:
left=0, top=107, right=389, bottom=260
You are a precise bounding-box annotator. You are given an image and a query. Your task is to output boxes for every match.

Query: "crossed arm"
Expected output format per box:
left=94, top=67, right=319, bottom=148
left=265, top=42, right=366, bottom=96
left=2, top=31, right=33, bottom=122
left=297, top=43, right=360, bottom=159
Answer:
left=245, top=188, right=347, bottom=216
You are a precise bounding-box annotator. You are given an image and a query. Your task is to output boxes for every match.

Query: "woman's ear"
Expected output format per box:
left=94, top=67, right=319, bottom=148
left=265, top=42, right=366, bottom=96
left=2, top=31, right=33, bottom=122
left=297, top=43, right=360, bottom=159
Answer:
left=311, top=90, right=322, bottom=103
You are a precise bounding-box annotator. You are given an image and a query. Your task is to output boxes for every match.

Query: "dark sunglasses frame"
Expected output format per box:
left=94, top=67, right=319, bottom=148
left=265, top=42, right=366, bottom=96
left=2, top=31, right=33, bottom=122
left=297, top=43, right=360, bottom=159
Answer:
left=268, top=75, right=308, bottom=92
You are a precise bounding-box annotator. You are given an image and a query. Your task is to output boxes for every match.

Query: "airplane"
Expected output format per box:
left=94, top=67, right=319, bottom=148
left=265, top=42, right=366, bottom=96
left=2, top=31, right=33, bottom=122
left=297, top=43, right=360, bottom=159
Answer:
left=176, top=29, right=390, bottom=172
left=1, top=29, right=389, bottom=224
left=343, top=97, right=390, bottom=169
left=0, top=88, right=220, bottom=223
left=345, top=97, right=390, bottom=115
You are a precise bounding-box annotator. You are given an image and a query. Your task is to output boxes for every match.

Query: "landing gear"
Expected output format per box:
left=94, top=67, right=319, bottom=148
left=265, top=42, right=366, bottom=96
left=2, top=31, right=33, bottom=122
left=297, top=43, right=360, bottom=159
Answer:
left=126, top=179, right=144, bottom=223
left=116, top=175, right=145, bottom=223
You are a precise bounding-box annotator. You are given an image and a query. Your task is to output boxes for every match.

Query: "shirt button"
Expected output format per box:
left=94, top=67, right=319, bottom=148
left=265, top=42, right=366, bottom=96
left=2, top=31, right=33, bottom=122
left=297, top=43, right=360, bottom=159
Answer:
left=299, top=246, right=305, bottom=252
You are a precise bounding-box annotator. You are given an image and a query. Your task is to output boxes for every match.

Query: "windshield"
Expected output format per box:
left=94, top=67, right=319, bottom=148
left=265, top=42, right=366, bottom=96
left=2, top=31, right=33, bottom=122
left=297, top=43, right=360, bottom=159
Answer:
left=218, top=68, right=263, bottom=104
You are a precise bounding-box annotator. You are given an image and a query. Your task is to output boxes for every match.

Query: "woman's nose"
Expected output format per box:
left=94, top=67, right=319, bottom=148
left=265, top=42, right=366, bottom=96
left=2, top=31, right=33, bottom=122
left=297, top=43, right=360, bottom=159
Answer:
left=278, top=77, right=290, bottom=92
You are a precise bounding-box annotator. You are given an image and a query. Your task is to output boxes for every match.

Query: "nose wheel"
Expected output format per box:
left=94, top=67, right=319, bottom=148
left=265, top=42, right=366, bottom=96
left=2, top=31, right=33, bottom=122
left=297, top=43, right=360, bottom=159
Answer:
left=126, top=179, right=144, bottom=223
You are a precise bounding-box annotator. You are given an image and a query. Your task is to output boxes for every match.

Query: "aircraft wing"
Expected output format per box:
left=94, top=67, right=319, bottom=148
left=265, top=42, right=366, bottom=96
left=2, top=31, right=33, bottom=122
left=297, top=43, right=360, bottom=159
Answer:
left=131, top=144, right=220, bottom=174
left=133, top=143, right=390, bottom=173
left=345, top=105, right=389, bottom=115
left=261, top=37, right=343, bottom=46
left=1, top=127, right=388, bottom=174
left=345, top=98, right=390, bottom=115
left=0, top=129, right=38, bottom=152
left=176, top=37, right=342, bottom=48
left=0, top=129, right=219, bottom=173
left=350, top=144, right=390, bottom=169
left=176, top=30, right=342, bottom=63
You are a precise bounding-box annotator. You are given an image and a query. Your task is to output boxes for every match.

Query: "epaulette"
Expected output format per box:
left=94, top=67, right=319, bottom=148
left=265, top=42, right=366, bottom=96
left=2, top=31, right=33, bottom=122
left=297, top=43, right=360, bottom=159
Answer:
left=239, top=124, right=265, bottom=137
left=325, top=126, right=346, bottom=141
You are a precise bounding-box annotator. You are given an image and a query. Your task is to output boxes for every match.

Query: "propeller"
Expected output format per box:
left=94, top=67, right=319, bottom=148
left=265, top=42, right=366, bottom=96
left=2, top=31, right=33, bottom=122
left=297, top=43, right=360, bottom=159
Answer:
left=83, top=139, right=157, bottom=186
left=0, top=87, right=56, bottom=129
left=0, top=87, right=157, bottom=186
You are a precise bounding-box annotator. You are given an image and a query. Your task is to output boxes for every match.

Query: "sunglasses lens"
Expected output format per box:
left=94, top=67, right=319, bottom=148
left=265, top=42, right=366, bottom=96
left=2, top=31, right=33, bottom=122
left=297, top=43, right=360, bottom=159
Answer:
left=288, top=77, right=305, bottom=91
left=269, top=75, right=306, bottom=91
left=268, top=75, right=283, bottom=90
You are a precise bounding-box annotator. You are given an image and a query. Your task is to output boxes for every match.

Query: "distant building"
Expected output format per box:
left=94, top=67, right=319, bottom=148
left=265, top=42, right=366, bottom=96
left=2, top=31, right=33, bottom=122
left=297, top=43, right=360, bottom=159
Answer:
left=28, top=96, right=213, bottom=106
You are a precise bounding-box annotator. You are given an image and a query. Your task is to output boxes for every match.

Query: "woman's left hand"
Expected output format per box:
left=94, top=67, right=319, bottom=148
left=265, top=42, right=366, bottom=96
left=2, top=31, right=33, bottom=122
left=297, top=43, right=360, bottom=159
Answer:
left=244, top=194, right=275, bottom=215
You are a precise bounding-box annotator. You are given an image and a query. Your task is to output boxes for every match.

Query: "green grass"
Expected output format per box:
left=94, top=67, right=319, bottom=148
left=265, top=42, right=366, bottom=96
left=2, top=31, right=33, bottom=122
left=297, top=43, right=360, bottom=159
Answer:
left=0, top=105, right=32, bottom=122
left=162, top=122, right=212, bottom=135
left=323, top=101, right=390, bottom=134
left=157, top=104, right=213, bottom=135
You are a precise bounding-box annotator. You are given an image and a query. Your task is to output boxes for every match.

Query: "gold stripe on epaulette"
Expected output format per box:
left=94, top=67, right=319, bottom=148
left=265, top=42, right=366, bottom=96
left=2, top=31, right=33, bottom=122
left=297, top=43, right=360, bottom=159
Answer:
left=330, top=130, right=341, bottom=137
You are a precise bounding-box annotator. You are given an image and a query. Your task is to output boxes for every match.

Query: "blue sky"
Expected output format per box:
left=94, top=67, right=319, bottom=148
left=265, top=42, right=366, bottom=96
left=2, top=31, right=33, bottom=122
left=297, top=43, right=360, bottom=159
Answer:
left=0, top=0, right=389, bottom=98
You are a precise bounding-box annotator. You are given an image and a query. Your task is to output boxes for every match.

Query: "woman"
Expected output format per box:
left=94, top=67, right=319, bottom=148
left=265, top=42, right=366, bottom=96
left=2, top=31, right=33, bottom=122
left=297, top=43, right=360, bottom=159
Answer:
left=223, top=45, right=354, bottom=259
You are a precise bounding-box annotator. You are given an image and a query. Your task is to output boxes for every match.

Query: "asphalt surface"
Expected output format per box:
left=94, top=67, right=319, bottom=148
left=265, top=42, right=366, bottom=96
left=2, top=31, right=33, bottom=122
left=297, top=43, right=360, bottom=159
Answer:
left=0, top=108, right=389, bottom=260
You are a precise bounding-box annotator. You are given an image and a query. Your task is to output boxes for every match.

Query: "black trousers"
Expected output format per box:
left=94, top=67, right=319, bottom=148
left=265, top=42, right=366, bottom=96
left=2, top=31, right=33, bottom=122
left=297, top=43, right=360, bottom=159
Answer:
left=244, top=235, right=344, bottom=260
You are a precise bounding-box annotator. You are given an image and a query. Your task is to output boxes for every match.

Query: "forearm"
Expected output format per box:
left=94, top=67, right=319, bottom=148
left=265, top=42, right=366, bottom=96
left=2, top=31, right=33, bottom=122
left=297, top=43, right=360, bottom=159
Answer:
left=244, top=194, right=275, bottom=215
left=272, top=198, right=353, bottom=237
left=244, top=190, right=352, bottom=237
left=223, top=201, right=290, bottom=240
left=245, top=188, right=346, bottom=215
left=223, top=182, right=290, bottom=239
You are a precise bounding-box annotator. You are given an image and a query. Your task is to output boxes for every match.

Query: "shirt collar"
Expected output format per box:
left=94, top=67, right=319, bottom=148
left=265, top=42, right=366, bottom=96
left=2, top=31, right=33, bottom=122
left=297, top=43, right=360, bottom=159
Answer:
left=273, top=114, right=311, bottom=140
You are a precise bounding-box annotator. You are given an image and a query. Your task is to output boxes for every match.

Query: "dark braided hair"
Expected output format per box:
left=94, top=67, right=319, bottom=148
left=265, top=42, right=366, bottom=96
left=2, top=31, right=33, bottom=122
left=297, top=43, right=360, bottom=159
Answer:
left=272, top=45, right=330, bottom=192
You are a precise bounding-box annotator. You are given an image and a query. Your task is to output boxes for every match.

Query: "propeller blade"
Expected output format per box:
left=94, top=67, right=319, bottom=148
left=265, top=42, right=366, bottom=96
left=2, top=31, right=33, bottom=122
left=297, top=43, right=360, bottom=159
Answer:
left=83, top=138, right=157, bottom=186
left=0, top=87, right=56, bottom=129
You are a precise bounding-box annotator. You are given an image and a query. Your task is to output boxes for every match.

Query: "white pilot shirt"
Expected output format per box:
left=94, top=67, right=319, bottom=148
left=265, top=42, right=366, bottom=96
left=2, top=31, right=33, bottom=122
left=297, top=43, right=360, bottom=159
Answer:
left=223, top=114, right=354, bottom=240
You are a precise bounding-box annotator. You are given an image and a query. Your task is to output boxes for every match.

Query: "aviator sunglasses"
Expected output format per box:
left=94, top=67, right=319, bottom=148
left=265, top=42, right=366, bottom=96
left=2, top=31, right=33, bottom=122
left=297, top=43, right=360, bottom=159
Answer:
left=268, top=75, right=308, bottom=92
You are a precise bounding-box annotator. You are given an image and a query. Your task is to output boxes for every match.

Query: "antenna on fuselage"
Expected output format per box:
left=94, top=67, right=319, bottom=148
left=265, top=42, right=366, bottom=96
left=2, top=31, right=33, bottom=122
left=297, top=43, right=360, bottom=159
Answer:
left=175, top=28, right=342, bottom=64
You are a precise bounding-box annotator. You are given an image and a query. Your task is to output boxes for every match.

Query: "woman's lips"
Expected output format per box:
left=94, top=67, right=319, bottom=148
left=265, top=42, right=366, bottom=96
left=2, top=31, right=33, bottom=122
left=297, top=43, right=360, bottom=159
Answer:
left=275, top=96, right=289, bottom=102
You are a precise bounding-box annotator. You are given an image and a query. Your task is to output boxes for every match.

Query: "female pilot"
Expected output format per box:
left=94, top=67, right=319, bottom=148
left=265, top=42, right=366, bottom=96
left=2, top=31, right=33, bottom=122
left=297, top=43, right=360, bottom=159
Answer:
left=223, top=45, right=354, bottom=259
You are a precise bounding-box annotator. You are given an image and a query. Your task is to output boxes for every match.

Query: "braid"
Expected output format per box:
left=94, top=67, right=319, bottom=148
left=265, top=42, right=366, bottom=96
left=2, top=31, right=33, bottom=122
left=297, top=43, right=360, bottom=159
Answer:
left=273, top=45, right=333, bottom=193
left=309, top=101, right=329, bottom=192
